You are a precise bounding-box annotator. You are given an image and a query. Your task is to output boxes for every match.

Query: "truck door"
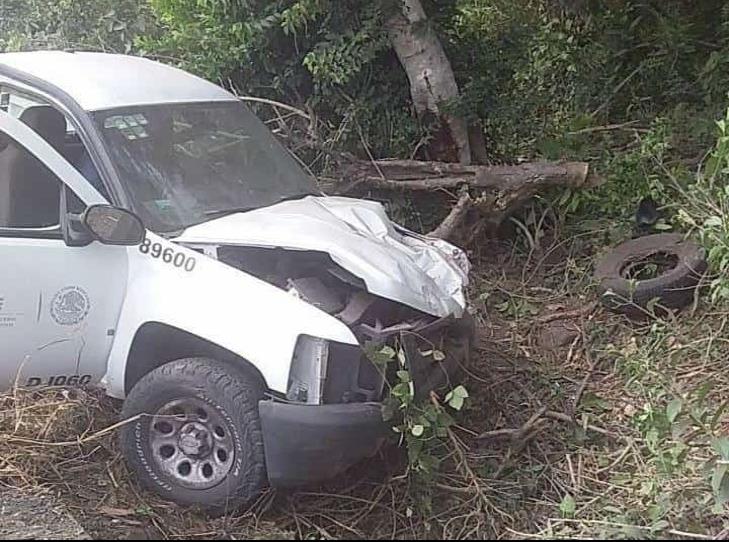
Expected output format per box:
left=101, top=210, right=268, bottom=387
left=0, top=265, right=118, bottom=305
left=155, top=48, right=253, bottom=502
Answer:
left=0, top=109, right=128, bottom=390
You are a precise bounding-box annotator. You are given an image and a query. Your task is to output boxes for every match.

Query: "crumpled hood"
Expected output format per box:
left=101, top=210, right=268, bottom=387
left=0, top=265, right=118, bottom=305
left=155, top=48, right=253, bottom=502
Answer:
left=176, top=196, right=470, bottom=318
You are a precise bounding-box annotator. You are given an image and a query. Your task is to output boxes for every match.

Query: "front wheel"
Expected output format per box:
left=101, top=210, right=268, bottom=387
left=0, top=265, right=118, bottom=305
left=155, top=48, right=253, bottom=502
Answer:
left=119, top=358, right=267, bottom=513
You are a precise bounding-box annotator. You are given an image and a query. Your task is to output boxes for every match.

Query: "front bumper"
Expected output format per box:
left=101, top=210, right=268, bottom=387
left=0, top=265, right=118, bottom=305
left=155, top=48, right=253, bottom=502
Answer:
left=259, top=400, right=388, bottom=487
left=259, top=313, right=475, bottom=487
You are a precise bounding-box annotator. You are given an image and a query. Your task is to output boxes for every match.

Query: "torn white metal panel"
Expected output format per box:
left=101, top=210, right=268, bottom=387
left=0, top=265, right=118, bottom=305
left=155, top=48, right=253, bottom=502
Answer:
left=176, top=196, right=469, bottom=318
left=103, top=232, right=359, bottom=398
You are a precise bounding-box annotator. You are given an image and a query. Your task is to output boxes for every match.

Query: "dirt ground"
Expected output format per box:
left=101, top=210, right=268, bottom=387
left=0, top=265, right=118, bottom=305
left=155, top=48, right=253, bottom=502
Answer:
left=0, top=489, right=88, bottom=540
left=1, top=224, right=727, bottom=540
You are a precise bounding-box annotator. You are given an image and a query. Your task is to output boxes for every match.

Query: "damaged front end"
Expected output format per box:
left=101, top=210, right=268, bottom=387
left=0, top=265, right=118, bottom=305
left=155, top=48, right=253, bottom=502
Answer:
left=323, top=289, right=475, bottom=405
left=177, top=197, right=474, bottom=486
left=210, top=244, right=474, bottom=405
left=192, top=243, right=474, bottom=486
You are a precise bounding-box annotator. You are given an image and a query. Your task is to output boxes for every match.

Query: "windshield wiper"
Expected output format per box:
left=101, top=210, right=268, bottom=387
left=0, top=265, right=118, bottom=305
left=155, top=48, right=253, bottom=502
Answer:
left=203, top=206, right=257, bottom=219
left=272, top=192, right=318, bottom=205
left=203, top=193, right=319, bottom=220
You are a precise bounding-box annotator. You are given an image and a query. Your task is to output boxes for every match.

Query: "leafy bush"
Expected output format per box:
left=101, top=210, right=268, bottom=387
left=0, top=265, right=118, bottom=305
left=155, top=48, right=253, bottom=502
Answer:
left=676, top=109, right=729, bottom=302
left=0, top=0, right=153, bottom=53
left=142, top=0, right=421, bottom=158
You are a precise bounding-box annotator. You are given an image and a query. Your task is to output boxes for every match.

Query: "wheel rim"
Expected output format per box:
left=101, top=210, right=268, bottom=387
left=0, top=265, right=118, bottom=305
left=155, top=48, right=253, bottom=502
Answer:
left=149, top=398, right=235, bottom=490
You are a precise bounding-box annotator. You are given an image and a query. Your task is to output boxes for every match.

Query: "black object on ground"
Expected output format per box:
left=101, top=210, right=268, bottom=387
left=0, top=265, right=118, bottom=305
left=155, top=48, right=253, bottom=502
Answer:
left=633, top=196, right=660, bottom=237
left=594, top=233, right=707, bottom=316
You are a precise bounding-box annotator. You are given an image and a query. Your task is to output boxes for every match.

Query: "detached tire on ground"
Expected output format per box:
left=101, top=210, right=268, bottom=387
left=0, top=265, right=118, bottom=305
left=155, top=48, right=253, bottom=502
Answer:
left=119, top=358, right=267, bottom=514
left=594, top=233, right=707, bottom=316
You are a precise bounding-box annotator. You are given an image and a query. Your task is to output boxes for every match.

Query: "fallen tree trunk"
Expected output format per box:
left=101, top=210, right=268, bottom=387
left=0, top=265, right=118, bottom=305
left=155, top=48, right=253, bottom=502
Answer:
left=338, top=158, right=599, bottom=240
left=343, top=159, right=593, bottom=191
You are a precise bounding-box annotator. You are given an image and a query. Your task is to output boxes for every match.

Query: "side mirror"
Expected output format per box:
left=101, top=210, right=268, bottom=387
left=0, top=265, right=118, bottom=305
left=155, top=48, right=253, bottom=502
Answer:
left=82, top=205, right=145, bottom=246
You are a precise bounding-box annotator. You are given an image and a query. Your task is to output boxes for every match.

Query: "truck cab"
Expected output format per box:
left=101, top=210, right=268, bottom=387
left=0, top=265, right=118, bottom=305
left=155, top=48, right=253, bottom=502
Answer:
left=0, top=51, right=473, bottom=511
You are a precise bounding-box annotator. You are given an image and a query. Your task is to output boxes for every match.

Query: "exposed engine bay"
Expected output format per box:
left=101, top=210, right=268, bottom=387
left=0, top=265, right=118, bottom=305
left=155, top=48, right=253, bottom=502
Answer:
left=213, top=245, right=474, bottom=404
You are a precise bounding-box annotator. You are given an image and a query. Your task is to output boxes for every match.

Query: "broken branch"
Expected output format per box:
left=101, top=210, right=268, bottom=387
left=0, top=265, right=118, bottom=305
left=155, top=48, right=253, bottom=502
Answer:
left=545, top=410, right=620, bottom=439
left=429, top=187, right=472, bottom=240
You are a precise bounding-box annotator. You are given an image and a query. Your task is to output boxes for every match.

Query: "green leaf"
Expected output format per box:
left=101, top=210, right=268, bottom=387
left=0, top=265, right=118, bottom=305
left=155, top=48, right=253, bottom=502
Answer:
left=646, top=428, right=659, bottom=452
left=559, top=494, right=576, bottom=517
left=704, top=216, right=724, bottom=228
left=537, top=137, right=562, bottom=159
left=446, top=385, right=469, bottom=411
left=713, top=437, right=729, bottom=460
left=380, top=345, right=396, bottom=359
left=709, top=245, right=725, bottom=266
left=448, top=394, right=464, bottom=411
left=407, top=437, right=423, bottom=463
left=712, top=463, right=728, bottom=494
left=666, top=398, right=683, bottom=424
left=448, top=385, right=469, bottom=399
left=367, top=343, right=397, bottom=367
left=391, top=382, right=410, bottom=398
left=437, top=411, right=456, bottom=428
left=713, top=463, right=729, bottom=506
left=705, top=156, right=720, bottom=178
left=397, top=370, right=411, bottom=383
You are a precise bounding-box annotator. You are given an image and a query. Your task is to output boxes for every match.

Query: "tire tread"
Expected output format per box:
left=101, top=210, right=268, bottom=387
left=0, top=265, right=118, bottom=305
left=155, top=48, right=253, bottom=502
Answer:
left=120, top=358, right=267, bottom=514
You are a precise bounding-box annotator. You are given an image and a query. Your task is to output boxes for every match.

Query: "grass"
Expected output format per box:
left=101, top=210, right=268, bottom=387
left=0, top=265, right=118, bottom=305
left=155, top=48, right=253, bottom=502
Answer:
left=465, top=214, right=729, bottom=540
left=1, top=215, right=729, bottom=539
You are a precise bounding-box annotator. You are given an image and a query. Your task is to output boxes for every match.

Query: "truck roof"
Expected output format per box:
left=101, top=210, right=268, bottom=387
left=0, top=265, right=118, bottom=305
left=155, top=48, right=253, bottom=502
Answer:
left=0, top=51, right=237, bottom=112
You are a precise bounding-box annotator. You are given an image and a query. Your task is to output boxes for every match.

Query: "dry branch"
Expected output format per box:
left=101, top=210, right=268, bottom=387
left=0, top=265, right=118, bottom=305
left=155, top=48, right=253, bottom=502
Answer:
left=428, top=187, right=472, bottom=240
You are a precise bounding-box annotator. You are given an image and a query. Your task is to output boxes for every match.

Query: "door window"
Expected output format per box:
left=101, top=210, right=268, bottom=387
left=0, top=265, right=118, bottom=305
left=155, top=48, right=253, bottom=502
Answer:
left=0, top=135, right=61, bottom=229
left=0, top=87, right=108, bottom=200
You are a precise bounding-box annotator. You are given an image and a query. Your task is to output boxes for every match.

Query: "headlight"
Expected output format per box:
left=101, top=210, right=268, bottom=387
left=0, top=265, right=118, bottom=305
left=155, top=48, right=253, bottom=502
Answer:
left=287, top=335, right=329, bottom=404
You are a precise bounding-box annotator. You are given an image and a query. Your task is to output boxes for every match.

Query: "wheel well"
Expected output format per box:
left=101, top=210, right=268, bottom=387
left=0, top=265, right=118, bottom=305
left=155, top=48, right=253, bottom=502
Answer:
left=124, top=322, right=267, bottom=394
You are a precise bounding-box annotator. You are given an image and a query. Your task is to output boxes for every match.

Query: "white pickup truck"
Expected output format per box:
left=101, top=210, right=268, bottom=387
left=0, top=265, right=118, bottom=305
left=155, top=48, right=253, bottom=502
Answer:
left=0, top=51, right=473, bottom=512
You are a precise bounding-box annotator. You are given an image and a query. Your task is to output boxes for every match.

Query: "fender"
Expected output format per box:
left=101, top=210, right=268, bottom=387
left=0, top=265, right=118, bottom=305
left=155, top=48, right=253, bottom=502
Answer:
left=102, top=232, right=359, bottom=398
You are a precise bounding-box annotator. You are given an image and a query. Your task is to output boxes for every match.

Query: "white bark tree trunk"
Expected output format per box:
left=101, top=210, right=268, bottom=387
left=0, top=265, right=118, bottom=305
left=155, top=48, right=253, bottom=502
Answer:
left=387, top=0, right=472, bottom=164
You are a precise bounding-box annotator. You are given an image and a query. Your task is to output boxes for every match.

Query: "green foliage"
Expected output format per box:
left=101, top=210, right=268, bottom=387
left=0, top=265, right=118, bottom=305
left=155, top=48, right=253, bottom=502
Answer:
left=559, top=493, right=576, bottom=518
left=0, top=0, right=153, bottom=53
left=675, top=108, right=729, bottom=303
left=598, top=321, right=729, bottom=528
left=440, top=0, right=729, bottom=223
left=367, top=343, right=469, bottom=480
left=142, top=0, right=416, bottom=158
